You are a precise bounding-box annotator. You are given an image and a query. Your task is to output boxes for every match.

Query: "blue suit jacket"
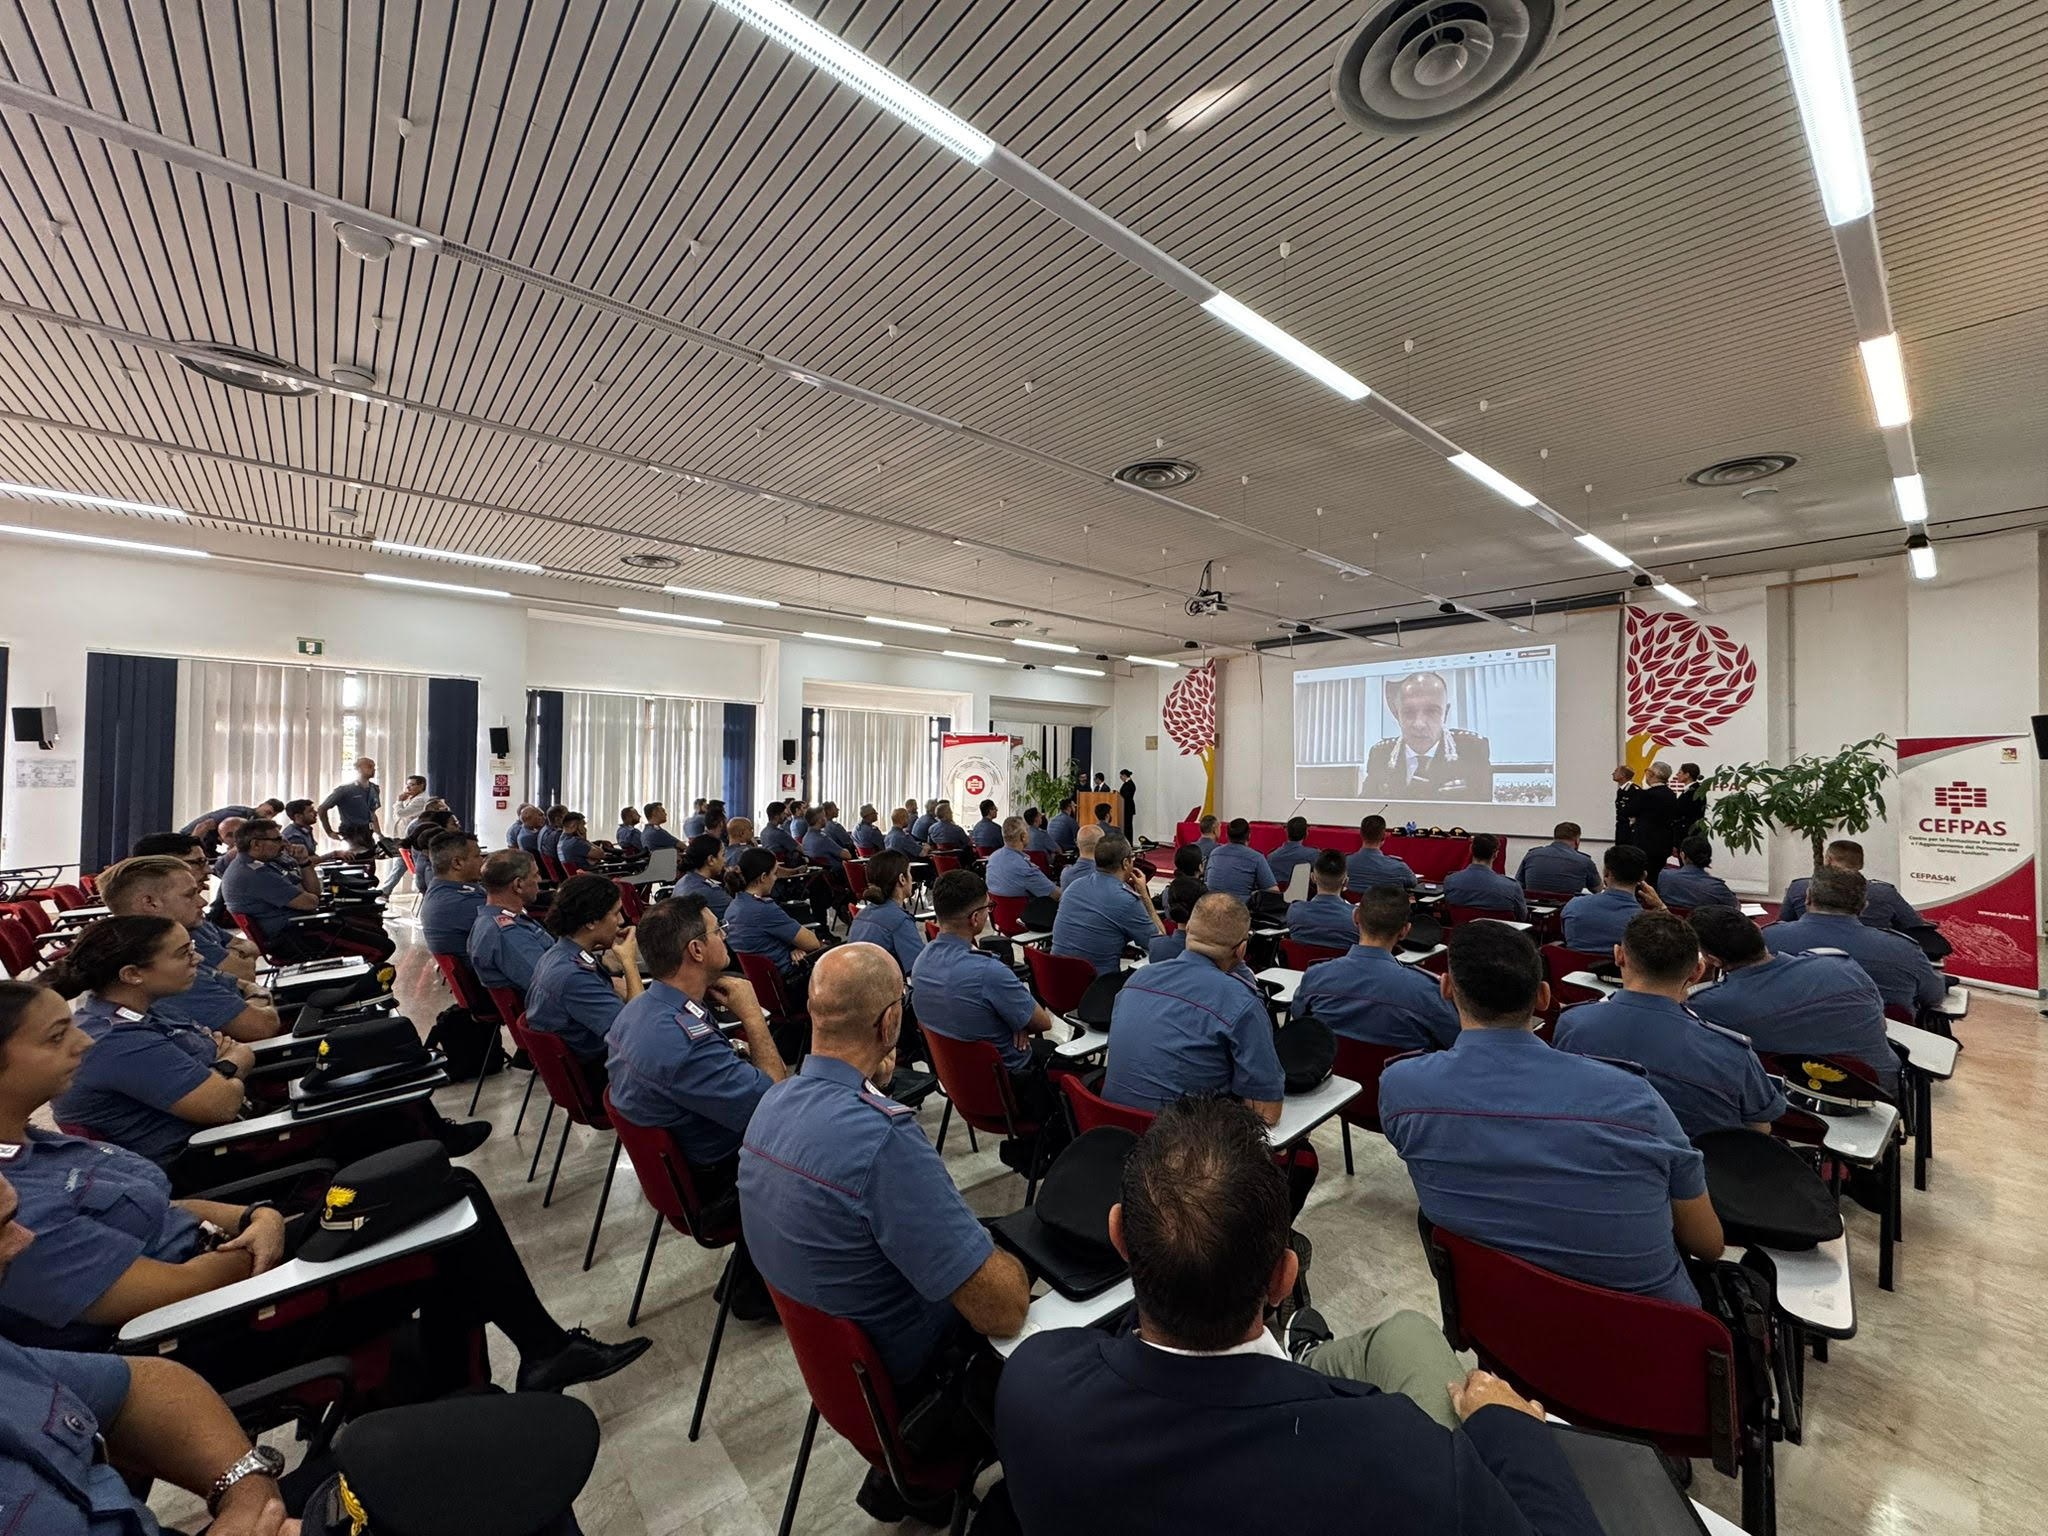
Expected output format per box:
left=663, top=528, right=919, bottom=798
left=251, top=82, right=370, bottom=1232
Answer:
left=997, top=1330, right=1599, bottom=1536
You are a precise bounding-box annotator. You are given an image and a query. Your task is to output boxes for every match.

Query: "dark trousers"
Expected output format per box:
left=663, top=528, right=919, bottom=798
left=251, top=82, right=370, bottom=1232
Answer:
left=264, top=916, right=397, bottom=964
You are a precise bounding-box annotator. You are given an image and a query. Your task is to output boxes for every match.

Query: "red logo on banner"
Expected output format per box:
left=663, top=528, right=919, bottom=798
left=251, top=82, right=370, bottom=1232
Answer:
left=965, top=774, right=986, bottom=795
left=1934, top=781, right=1989, bottom=809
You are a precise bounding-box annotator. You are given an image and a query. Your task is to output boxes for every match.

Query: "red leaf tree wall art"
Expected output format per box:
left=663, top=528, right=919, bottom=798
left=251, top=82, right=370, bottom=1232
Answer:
left=1163, top=660, right=1220, bottom=817
left=1623, top=606, right=1757, bottom=781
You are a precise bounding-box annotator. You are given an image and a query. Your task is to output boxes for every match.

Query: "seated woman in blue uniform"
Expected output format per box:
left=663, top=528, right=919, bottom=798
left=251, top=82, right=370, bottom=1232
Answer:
left=678, top=834, right=734, bottom=917
left=725, top=847, right=827, bottom=1056
left=41, top=917, right=249, bottom=1167
left=846, top=850, right=925, bottom=980
left=1656, top=836, right=1739, bottom=911
left=524, top=875, right=630, bottom=1067
left=0, top=981, right=650, bottom=1391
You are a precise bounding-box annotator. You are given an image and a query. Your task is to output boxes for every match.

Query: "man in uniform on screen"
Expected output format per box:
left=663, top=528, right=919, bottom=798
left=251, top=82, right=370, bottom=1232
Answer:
left=1360, top=671, right=1494, bottom=802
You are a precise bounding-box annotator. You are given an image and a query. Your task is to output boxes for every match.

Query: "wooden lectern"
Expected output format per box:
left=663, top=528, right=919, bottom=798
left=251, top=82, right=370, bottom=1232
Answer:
left=1077, top=791, right=1123, bottom=837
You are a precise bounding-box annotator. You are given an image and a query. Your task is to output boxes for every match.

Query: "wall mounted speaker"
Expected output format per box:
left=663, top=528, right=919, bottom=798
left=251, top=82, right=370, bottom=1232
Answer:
left=488, top=725, right=512, bottom=756
left=781, top=738, right=799, bottom=766
left=11, top=706, right=56, bottom=747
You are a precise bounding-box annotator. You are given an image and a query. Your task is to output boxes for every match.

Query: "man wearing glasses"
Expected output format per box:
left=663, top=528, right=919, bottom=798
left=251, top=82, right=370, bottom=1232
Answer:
left=221, top=818, right=394, bottom=962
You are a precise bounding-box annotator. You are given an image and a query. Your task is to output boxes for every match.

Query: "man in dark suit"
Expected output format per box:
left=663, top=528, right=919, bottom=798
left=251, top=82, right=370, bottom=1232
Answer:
left=1611, top=766, right=1641, bottom=847
left=1631, top=762, right=1682, bottom=885
left=1360, top=671, right=1494, bottom=802
left=995, top=1097, right=1598, bottom=1536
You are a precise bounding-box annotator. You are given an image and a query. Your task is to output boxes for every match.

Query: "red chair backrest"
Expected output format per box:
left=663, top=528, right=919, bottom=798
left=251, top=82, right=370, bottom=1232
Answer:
left=1058, top=1071, right=1156, bottom=1136
left=230, top=912, right=274, bottom=954
left=1025, top=851, right=1051, bottom=876
left=1331, top=1038, right=1413, bottom=1135
left=1882, top=1002, right=1915, bottom=1026
left=921, top=1028, right=1030, bottom=1136
left=764, top=1282, right=917, bottom=1477
left=1280, top=939, right=1346, bottom=971
left=77, top=873, right=98, bottom=898
left=1427, top=1226, right=1735, bottom=1458
left=0, top=918, right=37, bottom=978
left=1540, top=943, right=1611, bottom=985
left=485, top=985, right=526, bottom=1032
left=1537, top=977, right=1605, bottom=1032
left=400, top=848, right=417, bottom=875
left=843, top=860, right=869, bottom=901
left=1446, top=904, right=1524, bottom=928
left=603, top=1089, right=738, bottom=1246
left=737, top=952, right=800, bottom=1021
left=0, top=902, right=52, bottom=938
left=612, top=880, right=645, bottom=923
left=541, top=855, right=566, bottom=882
left=1024, top=946, right=1097, bottom=1014
left=433, top=952, right=491, bottom=1015
left=989, top=895, right=1030, bottom=936
left=928, top=850, right=963, bottom=876
left=522, top=1028, right=611, bottom=1128
left=45, top=885, right=90, bottom=911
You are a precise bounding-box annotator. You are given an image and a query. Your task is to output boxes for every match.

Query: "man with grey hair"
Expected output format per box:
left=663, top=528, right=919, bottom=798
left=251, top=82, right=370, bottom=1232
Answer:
left=1361, top=670, right=1493, bottom=801
left=1051, top=832, right=1165, bottom=973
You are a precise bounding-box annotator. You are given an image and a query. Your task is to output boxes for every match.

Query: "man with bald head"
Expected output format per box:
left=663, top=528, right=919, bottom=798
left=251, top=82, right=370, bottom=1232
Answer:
left=1361, top=670, right=1494, bottom=802
left=1060, top=821, right=1106, bottom=889
left=740, top=943, right=1030, bottom=1523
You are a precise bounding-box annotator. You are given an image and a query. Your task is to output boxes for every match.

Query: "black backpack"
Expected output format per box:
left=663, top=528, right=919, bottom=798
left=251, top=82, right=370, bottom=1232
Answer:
left=423, top=1003, right=503, bottom=1082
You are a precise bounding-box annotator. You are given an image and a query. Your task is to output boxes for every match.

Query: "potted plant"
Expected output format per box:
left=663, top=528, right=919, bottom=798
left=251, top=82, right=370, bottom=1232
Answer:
left=1705, top=733, right=1894, bottom=866
left=1013, top=748, right=1080, bottom=817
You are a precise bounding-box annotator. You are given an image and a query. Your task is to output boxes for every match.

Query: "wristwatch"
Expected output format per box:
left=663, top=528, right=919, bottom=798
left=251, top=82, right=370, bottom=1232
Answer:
left=207, top=1444, right=286, bottom=1515
left=237, top=1200, right=280, bottom=1234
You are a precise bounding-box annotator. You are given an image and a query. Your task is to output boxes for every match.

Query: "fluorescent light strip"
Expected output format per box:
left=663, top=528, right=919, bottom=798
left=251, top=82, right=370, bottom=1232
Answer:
left=1447, top=453, right=1538, bottom=508
left=801, top=630, right=884, bottom=648
left=943, top=649, right=1007, bottom=664
left=865, top=615, right=951, bottom=635
left=663, top=585, right=781, bottom=609
left=708, top=0, right=994, bottom=164
left=0, top=479, right=190, bottom=518
left=1892, top=474, right=1928, bottom=524
left=363, top=572, right=508, bottom=598
left=1053, top=664, right=1105, bottom=677
left=1013, top=637, right=1080, bottom=654
left=372, top=539, right=543, bottom=574
left=1858, top=333, right=1911, bottom=426
left=1574, top=533, right=1634, bottom=570
left=1771, top=0, right=1874, bottom=226
left=1653, top=583, right=1700, bottom=609
left=0, top=522, right=209, bottom=558
left=1200, top=294, right=1371, bottom=401
left=1907, top=536, right=1937, bottom=581
left=1125, top=655, right=1183, bottom=669
left=616, top=607, right=725, bottom=627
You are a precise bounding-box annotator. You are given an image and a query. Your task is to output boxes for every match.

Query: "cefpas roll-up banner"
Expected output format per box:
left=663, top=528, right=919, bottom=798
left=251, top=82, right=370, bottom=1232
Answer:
left=1897, top=735, right=2040, bottom=994
left=940, top=734, right=1013, bottom=818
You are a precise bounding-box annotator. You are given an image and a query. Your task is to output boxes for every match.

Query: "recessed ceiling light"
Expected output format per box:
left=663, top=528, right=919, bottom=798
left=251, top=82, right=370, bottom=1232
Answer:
left=620, top=551, right=681, bottom=570
left=0, top=479, right=190, bottom=519
left=663, top=585, right=781, bottom=609
left=1200, top=294, right=1371, bottom=401
left=865, top=615, right=951, bottom=635
left=1652, top=583, right=1699, bottom=608
left=1906, top=533, right=1936, bottom=580
left=177, top=344, right=318, bottom=396
left=372, top=539, right=543, bottom=574
left=1771, top=0, right=1873, bottom=226
left=1575, top=534, right=1634, bottom=569
left=1891, top=474, right=1928, bottom=524
left=363, top=572, right=508, bottom=598
left=327, top=505, right=361, bottom=522
left=943, top=650, right=1007, bottom=664
left=1858, top=333, right=1911, bottom=427
left=0, top=523, right=209, bottom=558
left=616, top=607, right=725, bottom=626
left=801, top=631, right=884, bottom=648
left=1013, top=637, right=1080, bottom=654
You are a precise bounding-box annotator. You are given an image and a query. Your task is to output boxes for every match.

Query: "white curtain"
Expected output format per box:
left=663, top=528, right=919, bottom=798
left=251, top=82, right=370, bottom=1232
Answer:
left=174, top=661, right=427, bottom=821
left=818, top=707, right=931, bottom=815
left=558, top=691, right=725, bottom=826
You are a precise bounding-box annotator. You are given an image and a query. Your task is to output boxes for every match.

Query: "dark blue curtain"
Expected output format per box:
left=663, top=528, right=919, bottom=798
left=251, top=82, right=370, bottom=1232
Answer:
left=81, top=653, right=177, bottom=873
left=529, top=690, right=564, bottom=807
left=1071, top=726, right=1094, bottom=787
left=426, top=678, right=478, bottom=832
left=800, top=707, right=817, bottom=804
left=723, top=704, right=756, bottom=820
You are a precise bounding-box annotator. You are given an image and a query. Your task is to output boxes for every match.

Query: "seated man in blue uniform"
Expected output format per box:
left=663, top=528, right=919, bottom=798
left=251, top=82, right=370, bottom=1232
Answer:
left=1046, top=796, right=1080, bottom=854
left=756, top=802, right=799, bottom=862
left=1293, top=886, right=1459, bottom=1051
left=884, top=806, right=926, bottom=858
left=512, top=803, right=546, bottom=852
left=100, top=856, right=283, bottom=1043
left=1780, top=838, right=1940, bottom=942
left=1060, top=822, right=1106, bottom=889
left=926, top=801, right=974, bottom=854
left=1560, top=843, right=1663, bottom=954
left=555, top=812, right=602, bottom=874
left=1052, top=833, right=1165, bottom=973
left=1515, top=820, right=1602, bottom=897
left=852, top=803, right=887, bottom=853
left=1657, top=836, right=1739, bottom=910
left=1553, top=912, right=1785, bottom=1138
left=524, top=875, right=629, bottom=1067
left=1379, top=922, right=1724, bottom=1308
left=535, top=806, right=570, bottom=869
left=1190, top=814, right=1219, bottom=862
left=969, top=799, right=1005, bottom=854
left=1267, top=815, right=1321, bottom=891
left=985, top=817, right=1059, bottom=905
left=418, top=830, right=488, bottom=958
left=1345, top=814, right=1418, bottom=893
left=469, top=849, right=551, bottom=994
left=640, top=802, right=682, bottom=852
left=740, top=943, right=1031, bottom=1524
left=278, top=797, right=322, bottom=862
left=910, top=798, right=939, bottom=842
left=818, top=802, right=855, bottom=853
left=682, top=799, right=710, bottom=839
left=1203, top=818, right=1280, bottom=902
left=1442, top=833, right=1528, bottom=919
left=996, top=1097, right=1600, bottom=1536
left=615, top=804, right=645, bottom=850
left=1688, top=906, right=1900, bottom=1095
left=1022, top=806, right=1060, bottom=857
left=223, top=817, right=397, bottom=962
left=1284, top=850, right=1360, bottom=953
left=607, top=893, right=787, bottom=1321
left=1765, top=867, right=1947, bottom=1016
left=129, top=831, right=263, bottom=977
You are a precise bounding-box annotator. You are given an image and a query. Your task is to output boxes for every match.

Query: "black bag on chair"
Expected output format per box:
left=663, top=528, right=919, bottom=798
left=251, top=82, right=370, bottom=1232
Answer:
left=1246, top=889, right=1289, bottom=925
left=1021, top=894, right=1061, bottom=932
left=1274, top=1007, right=1336, bottom=1094
left=424, top=1003, right=500, bottom=1083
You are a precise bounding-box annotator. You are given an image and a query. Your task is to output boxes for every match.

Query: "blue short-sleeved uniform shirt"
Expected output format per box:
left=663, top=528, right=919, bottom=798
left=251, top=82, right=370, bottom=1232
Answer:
left=1293, top=944, right=1460, bottom=1050
left=537, top=826, right=563, bottom=862
left=1346, top=846, right=1418, bottom=893
left=678, top=871, right=733, bottom=918
left=1046, top=812, right=1079, bottom=852
left=517, top=824, right=544, bottom=853
left=1203, top=843, right=1277, bottom=900
left=1284, top=893, right=1359, bottom=952
left=1443, top=864, right=1529, bottom=919
left=741, top=1055, right=995, bottom=1383
left=51, top=999, right=218, bottom=1166
left=181, top=805, right=254, bottom=835
left=801, top=828, right=845, bottom=868
left=157, top=962, right=248, bottom=1035
left=1657, top=865, right=1738, bottom=909
left=1763, top=913, right=1945, bottom=1013
left=884, top=827, right=924, bottom=858
left=726, top=891, right=803, bottom=958
left=0, top=1333, right=151, bottom=1533
left=615, top=823, right=644, bottom=850
left=911, top=934, right=1037, bottom=1071
left=1147, top=930, right=1188, bottom=963
left=467, top=904, right=551, bottom=993
left=1516, top=841, right=1601, bottom=897
left=827, top=821, right=857, bottom=852
left=189, top=920, right=233, bottom=967
left=847, top=901, right=924, bottom=979
left=969, top=818, right=1005, bottom=853
left=420, top=879, right=486, bottom=957
left=606, top=980, right=773, bottom=1165
left=1103, top=953, right=1284, bottom=1112
left=1780, top=875, right=1927, bottom=933
left=1025, top=824, right=1059, bottom=856
left=1553, top=992, right=1787, bottom=1138
left=220, top=853, right=308, bottom=940
left=928, top=820, right=972, bottom=851
left=641, top=823, right=681, bottom=852
left=759, top=822, right=801, bottom=860
left=854, top=821, right=886, bottom=852
left=1052, top=870, right=1157, bottom=974
left=523, top=938, right=623, bottom=1059
left=558, top=834, right=593, bottom=871
left=318, top=779, right=381, bottom=828
left=280, top=821, right=318, bottom=859
left=683, top=815, right=709, bottom=840
left=1059, top=861, right=1093, bottom=891
left=910, top=813, right=937, bottom=842
left=1380, top=1028, right=1707, bottom=1307
left=1690, top=952, right=1898, bottom=1095
left=0, top=1131, right=205, bottom=1346
left=1267, top=840, right=1320, bottom=889
left=985, top=847, right=1055, bottom=899
left=1561, top=889, right=1645, bottom=953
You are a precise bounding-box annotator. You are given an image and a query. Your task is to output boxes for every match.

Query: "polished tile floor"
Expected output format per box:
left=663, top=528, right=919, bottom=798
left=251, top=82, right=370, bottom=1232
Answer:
left=153, top=923, right=2048, bottom=1535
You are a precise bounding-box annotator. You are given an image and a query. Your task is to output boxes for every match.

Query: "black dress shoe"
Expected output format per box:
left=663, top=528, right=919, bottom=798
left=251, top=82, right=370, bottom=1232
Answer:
left=439, top=1119, right=493, bottom=1158
left=855, top=1466, right=956, bottom=1526
left=516, top=1329, right=652, bottom=1393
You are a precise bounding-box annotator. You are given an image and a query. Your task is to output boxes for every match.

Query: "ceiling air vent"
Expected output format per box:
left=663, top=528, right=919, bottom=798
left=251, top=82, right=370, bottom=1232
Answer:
left=1332, top=1, right=1563, bottom=137
left=1686, top=453, right=1798, bottom=488
left=620, top=551, right=680, bottom=570
left=987, top=617, right=1032, bottom=629
left=176, top=344, right=319, bottom=396
left=1115, top=458, right=1200, bottom=491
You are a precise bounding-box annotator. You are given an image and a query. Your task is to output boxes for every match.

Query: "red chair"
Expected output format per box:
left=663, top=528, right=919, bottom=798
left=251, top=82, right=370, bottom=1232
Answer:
left=843, top=860, right=870, bottom=901
left=1539, top=942, right=1612, bottom=985
left=0, top=917, right=39, bottom=978
left=0, top=901, right=53, bottom=939
left=611, top=879, right=646, bottom=923
left=737, top=952, right=808, bottom=1044
left=921, top=1029, right=1048, bottom=1200
left=230, top=911, right=389, bottom=964
left=1023, top=946, right=1096, bottom=1015
left=605, top=1090, right=746, bottom=1439
left=433, top=953, right=503, bottom=1115
left=989, top=894, right=1030, bottom=936
left=1332, top=1038, right=1417, bottom=1174
left=43, top=884, right=91, bottom=911
left=481, top=984, right=542, bottom=1134
left=928, top=849, right=964, bottom=877
left=1423, top=1225, right=1775, bottom=1534
left=1279, top=938, right=1346, bottom=971
left=520, top=1028, right=621, bottom=1271
left=1025, top=850, right=1052, bottom=876
left=1058, top=1071, right=1156, bottom=1136
left=766, top=1283, right=987, bottom=1536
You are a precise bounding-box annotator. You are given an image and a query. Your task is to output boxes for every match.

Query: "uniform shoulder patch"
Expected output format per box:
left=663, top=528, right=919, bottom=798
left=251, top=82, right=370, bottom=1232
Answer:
left=858, top=1086, right=915, bottom=1118
left=495, top=909, right=519, bottom=927
left=573, top=949, right=598, bottom=969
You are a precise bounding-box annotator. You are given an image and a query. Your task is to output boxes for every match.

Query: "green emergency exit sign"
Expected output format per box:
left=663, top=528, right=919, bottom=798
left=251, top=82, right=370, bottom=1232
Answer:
left=297, top=637, right=324, bottom=656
